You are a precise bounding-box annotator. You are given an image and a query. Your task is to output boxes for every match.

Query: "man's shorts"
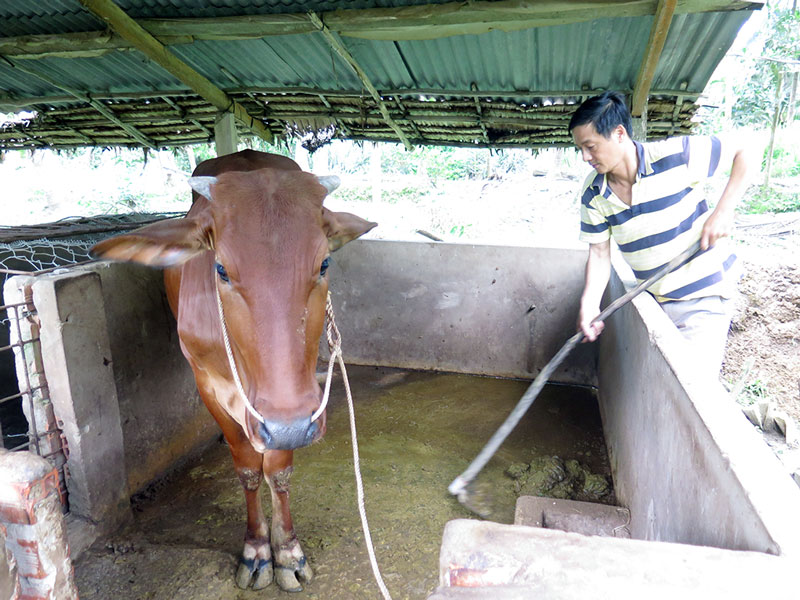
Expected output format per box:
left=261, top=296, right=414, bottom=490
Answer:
left=659, top=295, right=736, bottom=378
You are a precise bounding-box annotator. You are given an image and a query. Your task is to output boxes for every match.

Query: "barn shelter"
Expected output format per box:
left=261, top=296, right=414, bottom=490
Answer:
left=3, top=1, right=800, bottom=599
left=0, top=0, right=763, bottom=151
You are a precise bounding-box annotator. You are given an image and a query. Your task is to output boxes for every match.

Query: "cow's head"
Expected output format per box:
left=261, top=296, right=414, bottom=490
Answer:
left=91, top=167, right=376, bottom=453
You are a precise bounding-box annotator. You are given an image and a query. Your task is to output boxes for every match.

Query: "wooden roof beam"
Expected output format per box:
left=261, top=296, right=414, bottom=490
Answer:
left=0, top=55, right=159, bottom=149
left=76, top=0, right=274, bottom=145
left=631, top=0, right=678, bottom=117
left=0, top=0, right=763, bottom=59
left=134, top=0, right=766, bottom=41
left=307, top=12, right=412, bottom=151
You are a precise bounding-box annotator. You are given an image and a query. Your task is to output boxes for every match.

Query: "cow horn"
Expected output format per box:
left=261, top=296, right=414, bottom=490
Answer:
left=316, top=175, right=341, bottom=194
left=188, top=176, right=218, bottom=200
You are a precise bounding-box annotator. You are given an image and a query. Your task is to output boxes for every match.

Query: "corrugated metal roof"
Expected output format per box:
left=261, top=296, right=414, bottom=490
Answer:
left=0, top=0, right=761, bottom=150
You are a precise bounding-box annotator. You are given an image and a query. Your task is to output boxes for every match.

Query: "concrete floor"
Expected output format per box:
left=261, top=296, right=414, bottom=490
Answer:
left=73, top=365, right=611, bottom=600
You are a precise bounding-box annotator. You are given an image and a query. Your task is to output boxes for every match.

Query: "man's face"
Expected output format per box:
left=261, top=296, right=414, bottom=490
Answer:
left=571, top=122, right=627, bottom=174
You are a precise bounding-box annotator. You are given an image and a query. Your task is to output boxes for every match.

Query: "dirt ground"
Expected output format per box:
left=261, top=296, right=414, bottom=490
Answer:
left=73, top=367, right=608, bottom=600
left=719, top=213, right=800, bottom=475
left=722, top=215, right=800, bottom=423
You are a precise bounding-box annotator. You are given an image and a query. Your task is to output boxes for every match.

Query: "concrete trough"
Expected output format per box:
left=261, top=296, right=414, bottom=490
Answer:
left=324, top=240, right=800, bottom=595
left=4, top=239, right=800, bottom=595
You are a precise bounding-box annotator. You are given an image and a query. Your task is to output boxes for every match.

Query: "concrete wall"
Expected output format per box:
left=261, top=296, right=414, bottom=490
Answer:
left=598, top=252, right=800, bottom=557
left=92, top=263, right=218, bottom=493
left=7, top=262, right=217, bottom=538
left=325, top=240, right=597, bottom=384
left=17, top=238, right=800, bottom=563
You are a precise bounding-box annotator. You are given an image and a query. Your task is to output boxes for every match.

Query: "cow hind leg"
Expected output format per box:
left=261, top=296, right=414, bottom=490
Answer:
left=264, top=450, right=314, bottom=592
left=229, top=442, right=274, bottom=590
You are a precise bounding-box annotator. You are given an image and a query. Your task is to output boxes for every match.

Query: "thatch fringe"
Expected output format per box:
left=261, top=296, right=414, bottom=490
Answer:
left=1, top=90, right=699, bottom=151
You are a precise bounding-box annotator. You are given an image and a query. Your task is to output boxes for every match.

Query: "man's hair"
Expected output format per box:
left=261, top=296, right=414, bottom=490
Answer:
left=568, top=91, right=633, bottom=138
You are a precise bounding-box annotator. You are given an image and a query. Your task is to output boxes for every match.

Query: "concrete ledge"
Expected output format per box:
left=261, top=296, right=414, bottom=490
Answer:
left=433, top=519, right=793, bottom=598
left=30, top=271, right=131, bottom=531
left=599, top=251, right=800, bottom=556
left=514, top=496, right=631, bottom=538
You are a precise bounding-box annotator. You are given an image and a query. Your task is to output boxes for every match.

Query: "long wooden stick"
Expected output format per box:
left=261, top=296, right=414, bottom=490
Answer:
left=448, top=240, right=702, bottom=504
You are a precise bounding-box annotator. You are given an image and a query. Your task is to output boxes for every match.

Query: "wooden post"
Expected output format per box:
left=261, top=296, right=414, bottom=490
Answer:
left=214, top=113, right=239, bottom=156
left=370, top=142, right=382, bottom=203
left=185, top=146, right=197, bottom=172
left=631, top=0, right=678, bottom=117
left=632, top=107, right=648, bottom=142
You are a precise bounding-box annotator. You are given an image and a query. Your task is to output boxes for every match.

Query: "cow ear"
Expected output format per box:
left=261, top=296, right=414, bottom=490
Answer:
left=90, top=217, right=211, bottom=267
left=322, top=208, right=377, bottom=252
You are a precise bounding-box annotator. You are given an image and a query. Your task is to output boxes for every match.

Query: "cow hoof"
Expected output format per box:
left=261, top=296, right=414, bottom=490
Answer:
left=275, top=556, right=313, bottom=592
left=235, top=557, right=273, bottom=590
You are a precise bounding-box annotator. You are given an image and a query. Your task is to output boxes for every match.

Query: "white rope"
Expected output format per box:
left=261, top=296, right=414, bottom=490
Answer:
left=311, top=322, right=336, bottom=422
left=215, top=280, right=266, bottom=424
left=215, top=282, right=392, bottom=599
left=323, top=292, right=393, bottom=600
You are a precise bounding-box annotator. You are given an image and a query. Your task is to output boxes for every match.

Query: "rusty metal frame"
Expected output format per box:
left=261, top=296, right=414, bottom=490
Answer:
left=1, top=297, right=69, bottom=509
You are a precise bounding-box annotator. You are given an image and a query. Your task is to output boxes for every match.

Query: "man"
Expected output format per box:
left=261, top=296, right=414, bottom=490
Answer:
left=569, top=91, right=751, bottom=376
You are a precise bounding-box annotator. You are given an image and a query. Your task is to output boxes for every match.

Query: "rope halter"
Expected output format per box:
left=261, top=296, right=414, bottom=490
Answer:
left=214, top=280, right=339, bottom=426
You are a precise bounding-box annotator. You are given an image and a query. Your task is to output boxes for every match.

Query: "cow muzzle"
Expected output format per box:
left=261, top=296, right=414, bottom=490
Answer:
left=257, top=416, right=319, bottom=450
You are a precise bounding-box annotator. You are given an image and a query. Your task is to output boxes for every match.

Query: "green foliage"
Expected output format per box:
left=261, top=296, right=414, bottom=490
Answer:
left=333, top=184, right=373, bottom=204
left=381, top=145, right=426, bottom=175
left=449, top=224, right=472, bottom=237
left=384, top=184, right=426, bottom=204
left=732, top=5, right=800, bottom=128
left=736, top=377, right=772, bottom=407
left=244, top=136, right=295, bottom=159
left=741, top=186, right=800, bottom=214
left=381, top=145, right=489, bottom=180
left=763, top=144, right=800, bottom=177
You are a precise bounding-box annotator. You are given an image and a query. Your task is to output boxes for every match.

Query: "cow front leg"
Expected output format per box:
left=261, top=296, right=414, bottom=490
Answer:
left=229, top=443, right=274, bottom=590
left=265, top=450, right=313, bottom=592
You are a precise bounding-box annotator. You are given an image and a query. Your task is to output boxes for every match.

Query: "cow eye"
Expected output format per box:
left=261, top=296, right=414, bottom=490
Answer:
left=320, top=257, right=330, bottom=277
left=215, top=263, right=229, bottom=282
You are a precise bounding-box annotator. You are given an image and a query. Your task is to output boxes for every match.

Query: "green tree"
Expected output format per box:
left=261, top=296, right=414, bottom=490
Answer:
left=732, top=1, right=799, bottom=129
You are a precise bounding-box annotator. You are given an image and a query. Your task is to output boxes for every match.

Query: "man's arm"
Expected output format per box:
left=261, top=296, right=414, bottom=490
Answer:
left=700, top=142, right=752, bottom=250
left=578, top=239, right=611, bottom=342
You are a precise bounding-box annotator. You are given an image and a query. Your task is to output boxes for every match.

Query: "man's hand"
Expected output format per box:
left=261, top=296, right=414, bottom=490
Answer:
left=700, top=208, right=734, bottom=250
left=578, top=240, right=611, bottom=342
left=578, top=307, right=604, bottom=342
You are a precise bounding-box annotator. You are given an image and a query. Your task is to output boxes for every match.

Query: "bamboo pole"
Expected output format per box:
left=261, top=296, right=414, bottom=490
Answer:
left=76, top=0, right=274, bottom=145
left=307, top=12, right=412, bottom=151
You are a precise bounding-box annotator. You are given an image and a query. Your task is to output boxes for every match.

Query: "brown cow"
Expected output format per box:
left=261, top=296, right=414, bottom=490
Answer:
left=91, top=150, right=376, bottom=592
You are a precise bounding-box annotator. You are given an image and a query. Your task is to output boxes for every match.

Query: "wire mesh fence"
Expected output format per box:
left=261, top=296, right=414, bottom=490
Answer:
left=0, top=212, right=180, bottom=511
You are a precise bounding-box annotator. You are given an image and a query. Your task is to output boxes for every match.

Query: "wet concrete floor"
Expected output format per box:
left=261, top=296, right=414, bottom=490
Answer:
left=74, top=365, right=611, bottom=600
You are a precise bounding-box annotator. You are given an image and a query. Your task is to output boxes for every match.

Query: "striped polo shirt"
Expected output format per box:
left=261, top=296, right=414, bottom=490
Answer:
left=579, top=135, right=738, bottom=303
